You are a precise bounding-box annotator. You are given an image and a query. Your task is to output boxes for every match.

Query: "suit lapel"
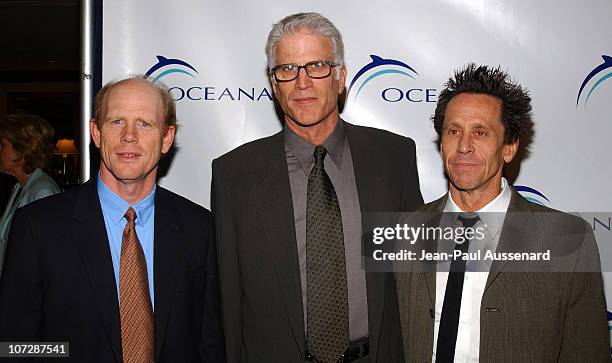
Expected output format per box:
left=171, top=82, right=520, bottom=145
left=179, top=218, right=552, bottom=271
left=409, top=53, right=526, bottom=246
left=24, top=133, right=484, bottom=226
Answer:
left=422, top=196, right=447, bottom=308
left=72, top=180, right=122, bottom=362
left=1, top=185, right=20, bottom=222
left=153, top=187, right=182, bottom=361
left=485, top=189, right=534, bottom=292
left=251, top=131, right=305, bottom=354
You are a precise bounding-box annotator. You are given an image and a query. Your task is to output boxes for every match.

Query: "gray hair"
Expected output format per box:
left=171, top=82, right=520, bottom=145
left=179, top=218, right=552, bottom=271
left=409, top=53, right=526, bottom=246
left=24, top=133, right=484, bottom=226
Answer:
left=265, top=12, right=344, bottom=75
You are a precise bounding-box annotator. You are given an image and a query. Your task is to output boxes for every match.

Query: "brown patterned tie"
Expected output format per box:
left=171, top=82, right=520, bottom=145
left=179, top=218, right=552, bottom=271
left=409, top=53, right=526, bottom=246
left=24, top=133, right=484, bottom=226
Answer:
left=120, top=207, right=154, bottom=363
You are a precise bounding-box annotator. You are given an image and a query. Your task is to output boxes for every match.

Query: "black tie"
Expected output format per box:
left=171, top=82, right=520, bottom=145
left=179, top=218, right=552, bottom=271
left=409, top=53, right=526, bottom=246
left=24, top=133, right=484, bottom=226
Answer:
left=435, top=213, right=480, bottom=363
left=306, top=145, right=349, bottom=363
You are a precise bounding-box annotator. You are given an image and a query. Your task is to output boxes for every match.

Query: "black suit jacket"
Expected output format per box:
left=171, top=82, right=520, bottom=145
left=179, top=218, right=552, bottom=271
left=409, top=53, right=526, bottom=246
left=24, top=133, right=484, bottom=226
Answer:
left=212, top=121, right=424, bottom=362
left=0, top=179, right=225, bottom=362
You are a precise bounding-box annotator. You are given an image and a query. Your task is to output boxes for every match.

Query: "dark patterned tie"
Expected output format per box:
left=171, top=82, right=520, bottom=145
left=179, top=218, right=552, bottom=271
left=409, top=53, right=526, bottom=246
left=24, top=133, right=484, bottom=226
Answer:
left=306, top=145, right=349, bottom=363
left=120, top=207, right=154, bottom=363
left=436, top=213, right=480, bottom=363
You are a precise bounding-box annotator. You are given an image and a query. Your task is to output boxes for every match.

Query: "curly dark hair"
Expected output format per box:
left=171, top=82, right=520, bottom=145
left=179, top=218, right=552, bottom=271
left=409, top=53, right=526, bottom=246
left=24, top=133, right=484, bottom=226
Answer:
left=432, top=64, right=533, bottom=144
left=0, top=114, right=55, bottom=174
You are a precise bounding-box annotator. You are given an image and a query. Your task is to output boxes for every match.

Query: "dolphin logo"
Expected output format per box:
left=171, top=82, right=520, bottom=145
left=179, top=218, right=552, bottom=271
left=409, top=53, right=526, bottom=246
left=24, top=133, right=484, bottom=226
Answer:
left=576, top=55, right=612, bottom=107
left=514, top=185, right=550, bottom=205
left=347, top=55, right=418, bottom=102
left=144, top=55, right=199, bottom=83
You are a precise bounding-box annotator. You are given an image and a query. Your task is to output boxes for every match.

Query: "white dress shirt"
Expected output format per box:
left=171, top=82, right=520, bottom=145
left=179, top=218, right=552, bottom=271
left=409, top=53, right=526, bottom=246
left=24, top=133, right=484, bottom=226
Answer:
left=432, top=178, right=512, bottom=363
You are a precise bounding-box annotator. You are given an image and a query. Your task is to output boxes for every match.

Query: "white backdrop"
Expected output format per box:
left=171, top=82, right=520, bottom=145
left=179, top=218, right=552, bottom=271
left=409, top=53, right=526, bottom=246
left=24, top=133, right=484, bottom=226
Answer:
left=102, top=0, right=612, bottom=341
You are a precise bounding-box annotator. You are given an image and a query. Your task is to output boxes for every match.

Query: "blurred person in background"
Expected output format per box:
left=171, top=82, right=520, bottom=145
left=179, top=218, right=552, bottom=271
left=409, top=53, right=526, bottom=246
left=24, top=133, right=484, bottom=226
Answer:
left=0, top=114, right=61, bottom=275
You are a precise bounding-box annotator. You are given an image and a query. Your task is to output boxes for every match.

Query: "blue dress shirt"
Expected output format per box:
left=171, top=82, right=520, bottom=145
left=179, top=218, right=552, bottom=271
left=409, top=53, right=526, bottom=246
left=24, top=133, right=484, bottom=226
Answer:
left=97, top=176, right=155, bottom=308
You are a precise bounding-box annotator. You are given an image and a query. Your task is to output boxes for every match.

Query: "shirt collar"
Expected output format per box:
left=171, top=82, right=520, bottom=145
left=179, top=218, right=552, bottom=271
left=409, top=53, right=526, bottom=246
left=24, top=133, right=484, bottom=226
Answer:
left=97, top=173, right=156, bottom=227
left=284, top=119, right=346, bottom=175
left=444, top=177, right=512, bottom=236
left=21, top=168, right=44, bottom=191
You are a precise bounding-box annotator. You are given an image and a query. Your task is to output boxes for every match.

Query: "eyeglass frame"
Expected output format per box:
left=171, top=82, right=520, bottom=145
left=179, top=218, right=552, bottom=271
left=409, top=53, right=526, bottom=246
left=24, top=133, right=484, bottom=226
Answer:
left=270, top=60, right=340, bottom=82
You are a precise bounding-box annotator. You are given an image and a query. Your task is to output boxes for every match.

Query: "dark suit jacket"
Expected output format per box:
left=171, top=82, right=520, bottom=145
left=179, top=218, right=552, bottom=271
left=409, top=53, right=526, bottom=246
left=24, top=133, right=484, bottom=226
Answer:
left=212, top=121, right=424, bottom=363
left=395, top=189, right=609, bottom=362
left=0, top=179, right=225, bottom=362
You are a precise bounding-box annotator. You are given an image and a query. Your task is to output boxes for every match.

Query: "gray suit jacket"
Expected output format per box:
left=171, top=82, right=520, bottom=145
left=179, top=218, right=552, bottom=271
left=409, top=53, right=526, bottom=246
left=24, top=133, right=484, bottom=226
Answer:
left=395, top=189, right=609, bottom=362
left=212, top=121, right=423, bottom=363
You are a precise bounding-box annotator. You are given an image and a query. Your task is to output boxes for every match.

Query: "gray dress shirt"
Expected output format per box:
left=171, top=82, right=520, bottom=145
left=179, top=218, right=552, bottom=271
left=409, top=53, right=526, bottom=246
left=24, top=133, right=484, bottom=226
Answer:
left=284, top=119, right=369, bottom=341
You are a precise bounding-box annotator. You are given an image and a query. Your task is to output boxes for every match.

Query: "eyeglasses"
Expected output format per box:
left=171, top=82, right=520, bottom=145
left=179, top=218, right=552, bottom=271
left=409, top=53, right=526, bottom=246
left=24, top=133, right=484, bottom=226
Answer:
left=271, top=60, right=339, bottom=82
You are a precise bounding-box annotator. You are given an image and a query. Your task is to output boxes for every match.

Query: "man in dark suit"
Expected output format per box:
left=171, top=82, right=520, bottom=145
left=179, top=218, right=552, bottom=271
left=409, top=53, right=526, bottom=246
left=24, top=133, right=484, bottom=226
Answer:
left=395, top=64, right=609, bottom=362
left=0, top=77, right=225, bottom=362
left=212, top=12, right=423, bottom=363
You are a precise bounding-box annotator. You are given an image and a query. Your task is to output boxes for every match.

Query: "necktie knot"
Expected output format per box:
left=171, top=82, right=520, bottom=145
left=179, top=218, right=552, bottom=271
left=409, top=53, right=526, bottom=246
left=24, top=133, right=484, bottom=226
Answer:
left=457, top=212, right=479, bottom=228
left=124, top=207, right=137, bottom=223
left=313, top=145, right=327, bottom=165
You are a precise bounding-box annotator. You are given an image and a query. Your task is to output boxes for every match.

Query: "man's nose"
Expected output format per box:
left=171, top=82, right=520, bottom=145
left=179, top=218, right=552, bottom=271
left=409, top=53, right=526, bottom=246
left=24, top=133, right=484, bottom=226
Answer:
left=294, top=67, right=313, bottom=90
left=121, top=122, right=138, bottom=143
left=458, top=133, right=474, bottom=154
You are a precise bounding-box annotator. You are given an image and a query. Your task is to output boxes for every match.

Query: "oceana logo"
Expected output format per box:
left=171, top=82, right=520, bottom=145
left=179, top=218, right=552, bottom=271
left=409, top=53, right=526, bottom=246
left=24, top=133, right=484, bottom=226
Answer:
left=347, top=55, right=436, bottom=104
left=144, top=55, right=272, bottom=103
left=576, top=55, right=612, bottom=108
left=514, top=185, right=550, bottom=206
left=144, top=55, right=199, bottom=83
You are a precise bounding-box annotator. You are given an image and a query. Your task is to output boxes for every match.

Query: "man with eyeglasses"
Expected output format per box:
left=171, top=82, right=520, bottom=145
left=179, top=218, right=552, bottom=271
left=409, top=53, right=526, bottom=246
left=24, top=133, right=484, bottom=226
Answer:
left=212, top=12, right=423, bottom=363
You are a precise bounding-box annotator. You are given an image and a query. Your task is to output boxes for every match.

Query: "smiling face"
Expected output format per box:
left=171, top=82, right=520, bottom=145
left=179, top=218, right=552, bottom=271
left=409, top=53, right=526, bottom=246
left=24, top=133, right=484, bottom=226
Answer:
left=90, top=79, right=175, bottom=195
left=270, top=29, right=346, bottom=137
left=441, top=93, right=518, bottom=206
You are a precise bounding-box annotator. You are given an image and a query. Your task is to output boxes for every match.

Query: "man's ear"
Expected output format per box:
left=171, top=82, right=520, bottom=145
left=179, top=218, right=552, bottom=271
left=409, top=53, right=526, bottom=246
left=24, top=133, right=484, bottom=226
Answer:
left=503, top=140, right=519, bottom=163
left=269, top=73, right=279, bottom=99
left=161, top=125, right=176, bottom=154
left=90, top=119, right=101, bottom=148
left=337, top=65, right=347, bottom=95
